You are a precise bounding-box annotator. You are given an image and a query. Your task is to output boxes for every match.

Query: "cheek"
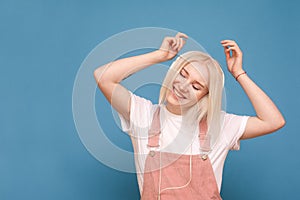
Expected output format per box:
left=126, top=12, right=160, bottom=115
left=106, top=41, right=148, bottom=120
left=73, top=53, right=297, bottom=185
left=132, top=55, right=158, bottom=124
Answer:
left=173, top=74, right=184, bottom=84
left=195, top=91, right=208, bottom=101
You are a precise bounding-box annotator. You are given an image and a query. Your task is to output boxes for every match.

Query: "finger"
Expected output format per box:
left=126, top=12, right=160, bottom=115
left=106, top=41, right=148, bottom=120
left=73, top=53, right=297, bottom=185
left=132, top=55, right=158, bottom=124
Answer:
left=226, top=46, right=237, bottom=50
left=221, top=40, right=241, bottom=51
left=178, top=38, right=185, bottom=51
left=221, top=40, right=237, bottom=48
left=172, top=37, right=177, bottom=48
left=221, top=39, right=236, bottom=44
left=176, top=32, right=189, bottom=40
left=162, top=37, right=175, bottom=51
left=226, top=46, right=242, bottom=56
left=174, top=38, right=181, bottom=50
left=165, top=37, right=174, bottom=45
left=226, top=47, right=242, bottom=58
left=222, top=43, right=241, bottom=54
left=225, top=46, right=238, bottom=55
left=221, top=41, right=236, bottom=47
left=171, top=38, right=177, bottom=48
left=176, top=38, right=184, bottom=51
left=223, top=46, right=231, bottom=59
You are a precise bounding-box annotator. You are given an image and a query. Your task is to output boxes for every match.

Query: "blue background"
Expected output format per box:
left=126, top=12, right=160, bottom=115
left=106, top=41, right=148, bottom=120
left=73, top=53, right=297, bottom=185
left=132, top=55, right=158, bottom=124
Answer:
left=1, top=0, right=299, bottom=199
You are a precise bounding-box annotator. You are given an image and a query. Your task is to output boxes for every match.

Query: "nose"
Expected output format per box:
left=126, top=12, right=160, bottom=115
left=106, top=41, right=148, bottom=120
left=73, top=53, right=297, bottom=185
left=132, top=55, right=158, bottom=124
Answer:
left=178, top=81, right=189, bottom=92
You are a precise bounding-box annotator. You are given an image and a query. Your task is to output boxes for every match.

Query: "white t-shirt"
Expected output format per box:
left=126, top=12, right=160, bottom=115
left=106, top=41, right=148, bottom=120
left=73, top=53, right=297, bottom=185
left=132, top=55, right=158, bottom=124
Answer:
left=118, top=91, right=250, bottom=194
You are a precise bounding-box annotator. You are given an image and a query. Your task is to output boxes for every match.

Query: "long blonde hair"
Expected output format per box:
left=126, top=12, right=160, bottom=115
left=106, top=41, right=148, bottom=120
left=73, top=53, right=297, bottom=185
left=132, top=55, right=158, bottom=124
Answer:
left=159, top=51, right=225, bottom=148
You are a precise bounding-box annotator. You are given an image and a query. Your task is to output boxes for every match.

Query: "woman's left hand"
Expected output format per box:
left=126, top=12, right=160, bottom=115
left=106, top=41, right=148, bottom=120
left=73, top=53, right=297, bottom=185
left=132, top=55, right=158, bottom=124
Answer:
left=221, top=40, right=244, bottom=78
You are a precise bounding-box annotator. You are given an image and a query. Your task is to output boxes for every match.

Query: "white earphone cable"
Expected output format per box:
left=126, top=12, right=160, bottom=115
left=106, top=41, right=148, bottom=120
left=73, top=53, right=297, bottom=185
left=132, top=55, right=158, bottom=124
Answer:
left=158, top=138, right=193, bottom=199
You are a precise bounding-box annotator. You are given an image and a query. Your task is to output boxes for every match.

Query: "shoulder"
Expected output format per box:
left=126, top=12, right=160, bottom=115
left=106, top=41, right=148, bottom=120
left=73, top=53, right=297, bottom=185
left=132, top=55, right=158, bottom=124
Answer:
left=222, top=110, right=250, bottom=128
left=129, top=92, right=159, bottom=126
left=220, top=111, right=250, bottom=150
left=129, top=92, right=158, bottom=113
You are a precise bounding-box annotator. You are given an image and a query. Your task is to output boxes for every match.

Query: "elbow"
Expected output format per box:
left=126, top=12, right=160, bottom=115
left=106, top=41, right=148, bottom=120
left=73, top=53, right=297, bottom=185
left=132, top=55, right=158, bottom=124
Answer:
left=94, top=69, right=98, bottom=82
left=94, top=64, right=119, bottom=87
left=94, top=67, right=113, bottom=90
left=94, top=67, right=105, bottom=86
left=271, top=116, right=286, bottom=132
left=93, top=68, right=101, bottom=82
left=278, top=117, right=286, bottom=129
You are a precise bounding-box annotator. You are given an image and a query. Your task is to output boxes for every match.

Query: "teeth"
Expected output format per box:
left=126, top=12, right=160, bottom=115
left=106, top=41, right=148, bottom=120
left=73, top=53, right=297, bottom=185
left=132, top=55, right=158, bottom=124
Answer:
left=174, top=88, right=184, bottom=98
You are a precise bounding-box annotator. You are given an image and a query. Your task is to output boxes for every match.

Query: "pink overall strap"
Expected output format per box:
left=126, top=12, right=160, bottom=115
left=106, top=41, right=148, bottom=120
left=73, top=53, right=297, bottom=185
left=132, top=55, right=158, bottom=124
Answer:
left=142, top=108, right=222, bottom=199
left=147, top=106, right=209, bottom=149
left=199, top=118, right=208, bottom=135
left=199, top=118, right=211, bottom=152
left=147, top=106, right=161, bottom=148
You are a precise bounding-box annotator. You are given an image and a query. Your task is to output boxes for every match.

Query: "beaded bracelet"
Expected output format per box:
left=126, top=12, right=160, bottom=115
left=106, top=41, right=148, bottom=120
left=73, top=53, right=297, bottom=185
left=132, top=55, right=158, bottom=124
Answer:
left=235, top=71, right=247, bottom=81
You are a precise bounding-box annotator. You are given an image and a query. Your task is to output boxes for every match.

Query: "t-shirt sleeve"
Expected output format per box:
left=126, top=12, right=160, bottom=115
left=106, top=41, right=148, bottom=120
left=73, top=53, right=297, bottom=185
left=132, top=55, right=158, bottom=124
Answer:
left=117, top=91, right=154, bottom=137
left=223, top=112, right=250, bottom=151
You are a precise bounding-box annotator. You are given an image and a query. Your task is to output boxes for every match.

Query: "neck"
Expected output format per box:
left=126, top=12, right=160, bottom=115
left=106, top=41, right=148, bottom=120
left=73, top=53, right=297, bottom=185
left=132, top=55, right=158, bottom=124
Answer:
left=165, top=103, right=189, bottom=116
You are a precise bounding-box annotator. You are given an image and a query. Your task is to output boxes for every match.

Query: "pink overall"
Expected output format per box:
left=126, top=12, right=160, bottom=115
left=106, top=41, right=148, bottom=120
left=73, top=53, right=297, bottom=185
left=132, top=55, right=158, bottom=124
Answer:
left=141, top=107, right=222, bottom=200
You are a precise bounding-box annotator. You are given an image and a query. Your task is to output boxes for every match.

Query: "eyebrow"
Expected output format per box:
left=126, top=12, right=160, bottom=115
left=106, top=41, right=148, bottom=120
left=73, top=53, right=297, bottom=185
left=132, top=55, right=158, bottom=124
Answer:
left=182, top=68, right=205, bottom=88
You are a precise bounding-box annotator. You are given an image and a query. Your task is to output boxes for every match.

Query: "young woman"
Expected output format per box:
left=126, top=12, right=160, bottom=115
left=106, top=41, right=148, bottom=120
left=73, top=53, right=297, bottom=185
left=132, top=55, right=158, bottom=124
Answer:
left=93, top=32, right=285, bottom=199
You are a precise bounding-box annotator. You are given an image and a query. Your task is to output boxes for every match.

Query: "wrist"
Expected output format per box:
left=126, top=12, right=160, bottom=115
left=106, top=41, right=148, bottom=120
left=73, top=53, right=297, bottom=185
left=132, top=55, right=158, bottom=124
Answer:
left=152, top=50, right=167, bottom=62
left=231, top=69, right=244, bottom=77
left=233, top=70, right=247, bottom=81
left=153, top=49, right=176, bottom=62
left=147, top=50, right=165, bottom=63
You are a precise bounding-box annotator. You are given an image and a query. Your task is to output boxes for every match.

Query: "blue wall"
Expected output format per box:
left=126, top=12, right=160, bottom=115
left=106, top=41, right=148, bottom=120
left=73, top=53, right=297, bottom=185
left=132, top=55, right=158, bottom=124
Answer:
left=1, top=0, right=299, bottom=199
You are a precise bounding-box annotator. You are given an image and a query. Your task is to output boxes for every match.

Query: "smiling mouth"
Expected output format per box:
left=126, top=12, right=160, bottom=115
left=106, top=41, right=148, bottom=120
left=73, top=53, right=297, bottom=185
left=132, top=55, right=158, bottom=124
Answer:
left=173, top=87, right=186, bottom=99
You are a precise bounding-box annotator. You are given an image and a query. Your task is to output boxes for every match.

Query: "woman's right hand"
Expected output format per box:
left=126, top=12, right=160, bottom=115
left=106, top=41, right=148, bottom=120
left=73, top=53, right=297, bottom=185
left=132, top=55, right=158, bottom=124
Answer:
left=157, top=32, right=188, bottom=62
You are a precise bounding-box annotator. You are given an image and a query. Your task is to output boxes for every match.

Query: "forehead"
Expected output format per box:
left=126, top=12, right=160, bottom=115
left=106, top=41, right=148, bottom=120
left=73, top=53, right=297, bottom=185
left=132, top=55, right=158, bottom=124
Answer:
left=182, top=62, right=208, bottom=84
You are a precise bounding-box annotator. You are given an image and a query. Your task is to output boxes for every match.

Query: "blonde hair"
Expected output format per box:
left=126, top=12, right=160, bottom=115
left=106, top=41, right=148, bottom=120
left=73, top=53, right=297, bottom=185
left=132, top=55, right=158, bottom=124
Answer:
left=159, top=51, right=225, bottom=148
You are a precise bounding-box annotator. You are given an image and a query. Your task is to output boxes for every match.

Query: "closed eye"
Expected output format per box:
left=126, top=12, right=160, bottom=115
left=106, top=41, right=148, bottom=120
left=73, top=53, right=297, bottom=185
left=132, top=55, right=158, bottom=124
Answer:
left=193, top=85, right=201, bottom=90
left=179, top=69, right=187, bottom=78
left=180, top=69, right=202, bottom=90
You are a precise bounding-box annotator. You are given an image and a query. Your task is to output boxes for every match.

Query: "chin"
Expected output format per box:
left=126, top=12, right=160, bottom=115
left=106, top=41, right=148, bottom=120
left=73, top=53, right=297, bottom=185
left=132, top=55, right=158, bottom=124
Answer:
left=166, top=93, right=196, bottom=109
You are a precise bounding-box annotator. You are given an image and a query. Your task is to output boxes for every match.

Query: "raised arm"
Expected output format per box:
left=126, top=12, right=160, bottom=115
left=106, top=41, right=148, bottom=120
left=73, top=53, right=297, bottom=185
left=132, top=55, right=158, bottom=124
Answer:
left=94, top=32, right=188, bottom=121
left=221, top=40, right=285, bottom=140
